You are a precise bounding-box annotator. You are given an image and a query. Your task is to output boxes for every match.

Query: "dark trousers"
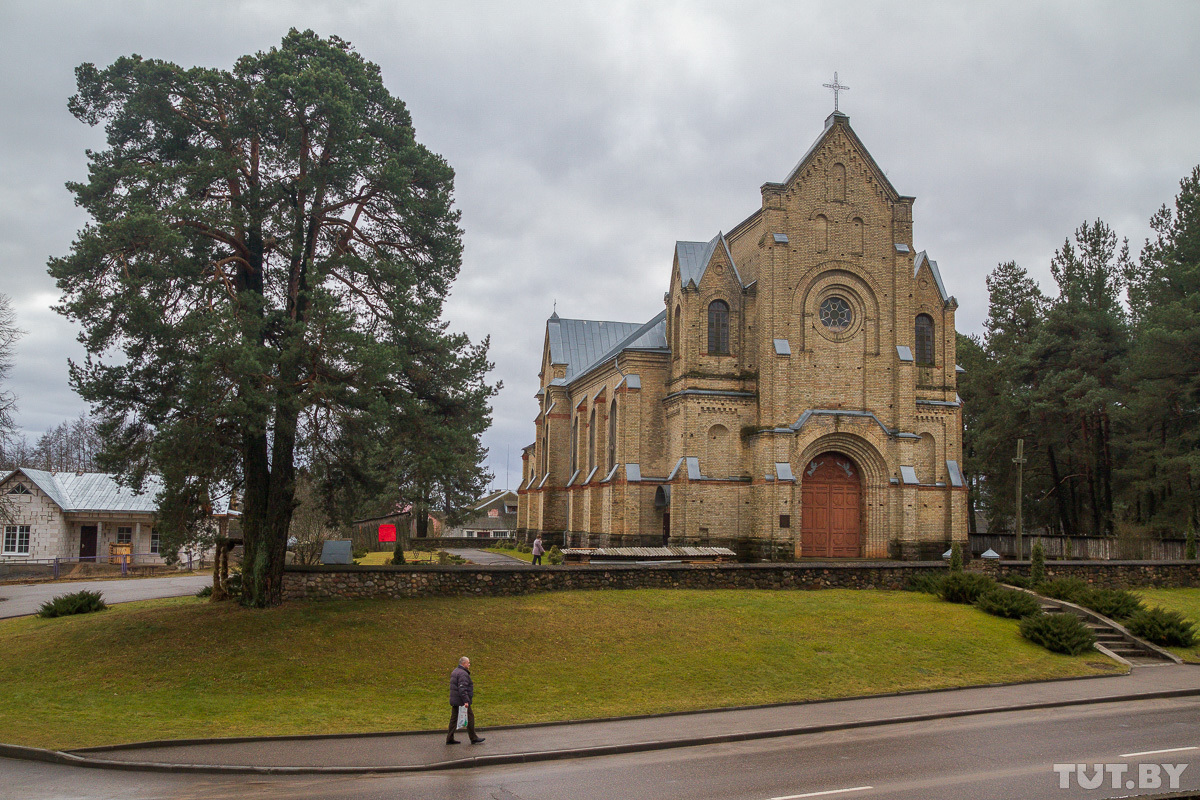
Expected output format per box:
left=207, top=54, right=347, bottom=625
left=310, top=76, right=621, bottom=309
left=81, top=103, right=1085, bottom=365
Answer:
left=448, top=704, right=477, bottom=741
left=532, top=554, right=542, bottom=565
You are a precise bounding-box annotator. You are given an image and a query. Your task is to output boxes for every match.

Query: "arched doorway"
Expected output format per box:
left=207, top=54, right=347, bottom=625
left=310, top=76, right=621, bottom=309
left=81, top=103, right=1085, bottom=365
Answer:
left=654, top=485, right=671, bottom=546
left=801, top=453, right=862, bottom=557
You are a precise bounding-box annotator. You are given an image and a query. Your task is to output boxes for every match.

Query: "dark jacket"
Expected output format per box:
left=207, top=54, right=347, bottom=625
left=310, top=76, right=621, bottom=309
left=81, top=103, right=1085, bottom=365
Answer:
left=449, top=665, right=474, bottom=706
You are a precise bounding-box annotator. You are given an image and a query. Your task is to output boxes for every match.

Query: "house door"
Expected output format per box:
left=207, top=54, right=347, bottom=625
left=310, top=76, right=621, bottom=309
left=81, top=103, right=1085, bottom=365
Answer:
left=79, top=525, right=98, bottom=560
left=800, top=454, right=862, bottom=557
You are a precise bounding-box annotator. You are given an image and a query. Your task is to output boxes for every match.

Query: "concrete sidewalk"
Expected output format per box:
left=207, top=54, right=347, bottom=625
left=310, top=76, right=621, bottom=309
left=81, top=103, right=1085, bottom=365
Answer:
left=15, top=663, right=1197, bottom=774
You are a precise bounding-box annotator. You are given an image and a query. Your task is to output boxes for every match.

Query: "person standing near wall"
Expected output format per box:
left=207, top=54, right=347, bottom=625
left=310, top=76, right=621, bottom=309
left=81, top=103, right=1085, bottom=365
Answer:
left=532, top=535, right=545, bottom=566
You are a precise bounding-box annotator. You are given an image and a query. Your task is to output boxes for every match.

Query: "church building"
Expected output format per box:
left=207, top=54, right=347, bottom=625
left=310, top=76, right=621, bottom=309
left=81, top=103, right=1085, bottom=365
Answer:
left=516, top=111, right=968, bottom=560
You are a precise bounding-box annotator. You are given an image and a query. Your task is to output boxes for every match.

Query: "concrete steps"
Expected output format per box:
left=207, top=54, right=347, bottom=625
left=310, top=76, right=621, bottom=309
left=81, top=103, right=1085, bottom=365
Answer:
left=1024, top=592, right=1180, bottom=667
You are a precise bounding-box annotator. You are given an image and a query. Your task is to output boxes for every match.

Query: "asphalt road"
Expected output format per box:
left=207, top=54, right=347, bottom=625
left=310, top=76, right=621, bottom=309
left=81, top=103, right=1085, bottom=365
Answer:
left=0, top=573, right=210, bottom=618
left=6, top=696, right=1200, bottom=800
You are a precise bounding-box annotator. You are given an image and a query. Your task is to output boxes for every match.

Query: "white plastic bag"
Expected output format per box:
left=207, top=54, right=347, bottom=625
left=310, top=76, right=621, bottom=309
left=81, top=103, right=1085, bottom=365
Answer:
left=456, top=706, right=468, bottom=730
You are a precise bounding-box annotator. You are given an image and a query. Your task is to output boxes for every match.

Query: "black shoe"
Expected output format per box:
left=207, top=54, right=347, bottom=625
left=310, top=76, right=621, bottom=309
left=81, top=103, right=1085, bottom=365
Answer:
left=470, top=737, right=486, bottom=745
left=446, top=739, right=460, bottom=744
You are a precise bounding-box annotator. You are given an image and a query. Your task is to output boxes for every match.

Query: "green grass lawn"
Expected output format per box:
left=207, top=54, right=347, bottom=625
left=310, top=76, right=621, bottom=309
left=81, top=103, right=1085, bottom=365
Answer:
left=0, top=589, right=1119, bottom=749
left=1130, top=588, right=1200, bottom=662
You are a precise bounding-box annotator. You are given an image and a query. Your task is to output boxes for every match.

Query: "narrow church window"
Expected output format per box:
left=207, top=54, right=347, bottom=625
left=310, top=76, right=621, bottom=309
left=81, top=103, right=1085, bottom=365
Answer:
left=815, top=215, right=829, bottom=252
left=708, top=300, right=729, bottom=355
left=570, top=415, right=578, bottom=474
left=915, top=314, right=935, bottom=365
left=673, top=306, right=681, bottom=360
left=819, top=297, right=853, bottom=332
left=831, top=163, right=846, bottom=201
left=588, top=407, right=596, bottom=470
left=852, top=217, right=864, bottom=254
left=608, top=398, right=617, bottom=469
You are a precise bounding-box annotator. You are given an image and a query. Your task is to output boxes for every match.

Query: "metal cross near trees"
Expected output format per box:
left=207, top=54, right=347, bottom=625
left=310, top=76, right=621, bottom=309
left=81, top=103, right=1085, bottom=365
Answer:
left=1013, top=439, right=1027, bottom=559
left=823, top=72, right=849, bottom=112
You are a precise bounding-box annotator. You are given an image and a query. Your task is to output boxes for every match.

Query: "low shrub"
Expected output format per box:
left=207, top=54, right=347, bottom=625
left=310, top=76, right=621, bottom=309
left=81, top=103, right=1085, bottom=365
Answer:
left=196, top=585, right=213, bottom=598
left=975, top=587, right=1042, bottom=619
left=1019, top=612, right=1096, bottom=655
left=1038, top=577, right=1091, bottom=605
left=1003, top=575, right=1033, bottom=589
left=906, top=573, right=945, bottom=595
left=1083, top=588, right=1144, bottom=622
left=547, top=545, right=564, bottom=565
left=352, top=548, right=369, bottom=560
left=939, top=572, right=996, bottom=604
left=1126, top=607, right=1196, bottom=647
left=37, top=589, right=107, bottom=619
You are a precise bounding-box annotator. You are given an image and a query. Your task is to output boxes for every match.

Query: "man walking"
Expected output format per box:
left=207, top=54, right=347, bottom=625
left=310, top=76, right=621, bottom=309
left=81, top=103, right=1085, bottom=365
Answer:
left=447, top=656, right=485, bottom=745
left=531, top=535, right=545, bottom=566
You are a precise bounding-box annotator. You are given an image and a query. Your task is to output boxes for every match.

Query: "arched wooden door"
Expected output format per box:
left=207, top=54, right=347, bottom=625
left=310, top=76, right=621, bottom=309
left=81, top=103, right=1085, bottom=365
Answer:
left=801, top=453, right=862, bottom=557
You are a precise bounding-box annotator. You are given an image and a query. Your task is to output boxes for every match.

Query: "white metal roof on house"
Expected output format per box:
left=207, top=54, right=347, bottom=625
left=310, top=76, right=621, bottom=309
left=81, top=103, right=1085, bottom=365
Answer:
left=4, top=468, right=235, bottom=515
left=9, top=468, right=162, bottom=513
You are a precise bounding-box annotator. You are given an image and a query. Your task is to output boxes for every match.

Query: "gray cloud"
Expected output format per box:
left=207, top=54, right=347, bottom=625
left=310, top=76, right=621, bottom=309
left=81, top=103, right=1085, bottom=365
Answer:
left=2, top=0, right=1198, bottom=489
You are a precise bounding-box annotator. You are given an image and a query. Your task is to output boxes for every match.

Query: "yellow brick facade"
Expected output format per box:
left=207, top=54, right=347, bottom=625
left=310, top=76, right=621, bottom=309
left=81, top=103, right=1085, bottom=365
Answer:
left=517, top=113, right=968, bottom=560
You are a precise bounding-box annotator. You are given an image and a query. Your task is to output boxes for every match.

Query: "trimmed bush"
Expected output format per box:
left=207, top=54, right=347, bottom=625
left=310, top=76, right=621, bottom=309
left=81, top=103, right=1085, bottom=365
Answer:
left=906, top=573, right=946, bottom=595
left=1126, top=607, right=1196, bottom=647
left=1083, top=588, right=1143, bottom=622
left=1030, top=540, right=1046, bottom=585
left=195, top=585, right=213, bottom=598
left=1019, top=612, right=1096, bottom=655
left=1038, top=577, right=1091, bottom=605
left=948, top=542, right=963, bottom=572
left=975, top=587, right=1042, bottom=619
left=547, top=545, right=563, bottom=565
left=37, top=589, right=107, bottom=619
left=1003, top=575, right=1033, bottom=589
left=939, top=572, right=996, bottom=604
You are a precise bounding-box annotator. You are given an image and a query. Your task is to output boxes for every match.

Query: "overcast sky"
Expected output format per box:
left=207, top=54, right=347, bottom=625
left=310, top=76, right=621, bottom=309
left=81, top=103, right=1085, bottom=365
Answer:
left=2, top=1, right=1198, bottom=490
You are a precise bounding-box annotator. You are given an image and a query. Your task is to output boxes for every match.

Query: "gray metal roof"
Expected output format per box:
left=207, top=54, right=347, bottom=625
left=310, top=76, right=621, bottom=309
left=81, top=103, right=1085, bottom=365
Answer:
left=546, top=310, right=668, bottom=386
left=896, top=345, right=914, bottom=362
left=914, top=251, right=950, bottom=303
left=12, top=468, right=161, bottom=513
left=675, top=232, right=744, bottom=289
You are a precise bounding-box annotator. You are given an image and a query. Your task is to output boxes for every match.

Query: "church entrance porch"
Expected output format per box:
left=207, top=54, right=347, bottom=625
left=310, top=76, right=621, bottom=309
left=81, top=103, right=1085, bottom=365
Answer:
left=800, top=453, right=862, bottom=558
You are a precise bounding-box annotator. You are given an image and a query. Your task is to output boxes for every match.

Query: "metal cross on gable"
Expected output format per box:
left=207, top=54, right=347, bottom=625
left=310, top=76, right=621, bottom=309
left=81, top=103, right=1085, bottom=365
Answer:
left=823, top=72, right=849, bottom=112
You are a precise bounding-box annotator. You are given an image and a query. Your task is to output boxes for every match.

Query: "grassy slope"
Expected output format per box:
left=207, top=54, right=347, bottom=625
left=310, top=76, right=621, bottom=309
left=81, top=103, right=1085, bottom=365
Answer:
left=0, top=589, right=1117, bottom=749
left=1131, top=588, right=1200, bottom=662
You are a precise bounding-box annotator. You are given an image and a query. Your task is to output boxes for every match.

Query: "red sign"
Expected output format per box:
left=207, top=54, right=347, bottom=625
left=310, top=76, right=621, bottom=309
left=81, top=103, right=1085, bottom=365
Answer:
left=378, top=524, right=397, bottom=543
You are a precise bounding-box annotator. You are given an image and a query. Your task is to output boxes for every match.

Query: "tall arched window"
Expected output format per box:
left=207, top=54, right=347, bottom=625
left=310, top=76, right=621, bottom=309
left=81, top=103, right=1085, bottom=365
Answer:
left=540, top=419, right=548, bottom=477
left=588, top=407, right=596, bottom=470
left=608, top=398, right=617, bottom=469
left=673, top=305, right=681, bottom=360
left=570, top=415, right=578, bottom=474
left=915, top=314, right=935, bottom=365
left=708, top=300, right=729, bottom=355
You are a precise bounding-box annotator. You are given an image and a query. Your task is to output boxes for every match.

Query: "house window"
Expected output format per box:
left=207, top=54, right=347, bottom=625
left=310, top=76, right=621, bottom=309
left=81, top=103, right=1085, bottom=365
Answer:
left=6, top=483, right=31, bottom=495
left=779, top=514, right=791, bottom=529
left=504, top=504, right=517, bottom=514
left=3, top=525, right=30, bottom=555
left=150, top=529, right=161, bottom=554
left=117, top=526, right=133, bottom=544
left=915, top=314, right=935, bottom=365
left=708, top=300, right=729, bottom=355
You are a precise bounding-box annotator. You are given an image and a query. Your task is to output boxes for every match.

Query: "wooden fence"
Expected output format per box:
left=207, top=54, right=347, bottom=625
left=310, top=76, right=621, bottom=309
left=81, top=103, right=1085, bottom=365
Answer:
left=969, top=533, right=1188, bottom=561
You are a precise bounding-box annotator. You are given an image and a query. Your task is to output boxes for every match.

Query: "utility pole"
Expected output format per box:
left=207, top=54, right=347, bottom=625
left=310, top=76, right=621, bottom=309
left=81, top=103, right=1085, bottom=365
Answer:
left=1013, top=439, right=1027, bottom=560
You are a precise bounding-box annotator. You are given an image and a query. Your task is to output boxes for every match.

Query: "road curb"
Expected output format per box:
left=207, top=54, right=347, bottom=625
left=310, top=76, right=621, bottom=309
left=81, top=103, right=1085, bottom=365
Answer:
left=6, top=687, right=1200, bottom=775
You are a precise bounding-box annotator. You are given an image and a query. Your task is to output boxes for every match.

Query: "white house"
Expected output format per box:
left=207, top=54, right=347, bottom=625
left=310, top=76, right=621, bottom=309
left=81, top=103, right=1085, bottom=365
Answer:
left=445, top=490, right=519, bottom=539
left=1, top=468, right=233, bottom=564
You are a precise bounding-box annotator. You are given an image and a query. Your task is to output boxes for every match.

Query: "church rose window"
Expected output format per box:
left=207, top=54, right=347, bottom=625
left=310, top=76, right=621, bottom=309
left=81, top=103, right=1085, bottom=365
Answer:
left=708, top=300, right=729, bottom=355
left=819, top=297, right=853, bottom=332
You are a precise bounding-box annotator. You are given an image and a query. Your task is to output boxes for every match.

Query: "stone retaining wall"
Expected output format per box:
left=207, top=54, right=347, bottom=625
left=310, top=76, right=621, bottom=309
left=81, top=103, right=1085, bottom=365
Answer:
left=284, top=559, right=1200, bottom=602
left=977, top=560, right=1200, bottom=589
left=282, top=562, right=945, bottom=600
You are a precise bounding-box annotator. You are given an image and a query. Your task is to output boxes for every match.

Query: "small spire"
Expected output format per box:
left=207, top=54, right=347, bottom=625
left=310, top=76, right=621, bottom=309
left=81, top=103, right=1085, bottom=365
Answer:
left=549, top=299, right=559, bottom=321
